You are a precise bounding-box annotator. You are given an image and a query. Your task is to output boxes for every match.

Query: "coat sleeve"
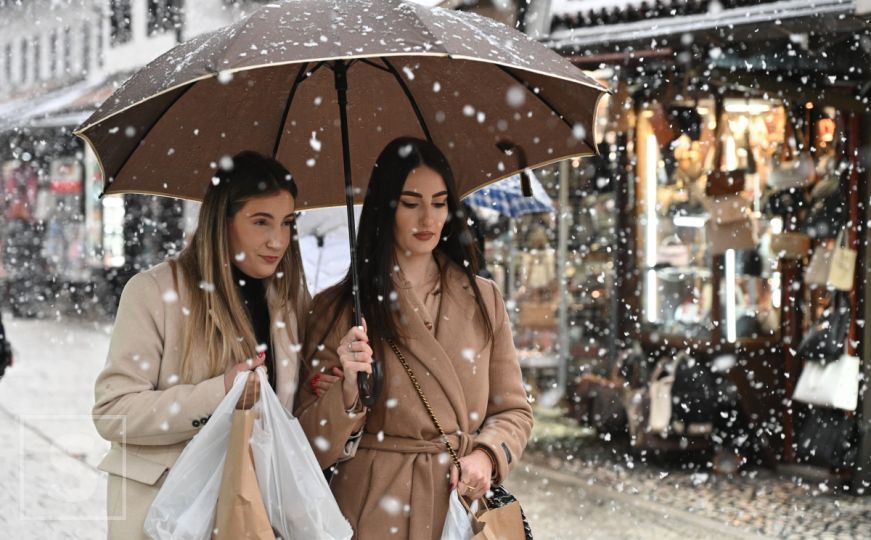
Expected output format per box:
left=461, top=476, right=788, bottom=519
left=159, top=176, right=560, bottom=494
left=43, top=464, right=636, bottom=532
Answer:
left=294, top=307, right=367, bottom=469
left=474, top=280, right=534, bottom=484
left=92, top=272, right=226, bottom=446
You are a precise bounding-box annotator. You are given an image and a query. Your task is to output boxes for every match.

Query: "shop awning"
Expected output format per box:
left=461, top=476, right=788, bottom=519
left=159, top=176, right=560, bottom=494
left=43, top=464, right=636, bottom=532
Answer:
left=545, top=0, right=859, bottom=50
left=0, top=75, right=124, bottom=133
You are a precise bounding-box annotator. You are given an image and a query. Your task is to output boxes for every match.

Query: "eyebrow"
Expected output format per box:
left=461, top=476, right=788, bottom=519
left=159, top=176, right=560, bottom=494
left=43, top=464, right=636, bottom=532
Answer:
left=400, top=191, right=448, bottom=198
left=249, top=212, right=296, bottom=219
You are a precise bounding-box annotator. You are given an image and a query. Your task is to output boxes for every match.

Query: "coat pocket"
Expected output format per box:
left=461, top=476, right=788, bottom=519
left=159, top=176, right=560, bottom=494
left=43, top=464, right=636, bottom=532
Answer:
left=97, top=446, right=168, bottom=486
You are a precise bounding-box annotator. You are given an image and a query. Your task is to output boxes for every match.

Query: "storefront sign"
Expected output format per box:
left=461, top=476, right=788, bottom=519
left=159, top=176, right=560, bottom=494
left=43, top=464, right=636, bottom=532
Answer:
left=50, top=159, right=82, bottom=194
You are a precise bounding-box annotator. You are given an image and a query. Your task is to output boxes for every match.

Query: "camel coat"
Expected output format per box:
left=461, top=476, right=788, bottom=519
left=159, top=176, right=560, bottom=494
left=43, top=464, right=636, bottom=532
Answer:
left=92, top=261, right=307, bottom=540
left=296, top=261, right=533, bottom=540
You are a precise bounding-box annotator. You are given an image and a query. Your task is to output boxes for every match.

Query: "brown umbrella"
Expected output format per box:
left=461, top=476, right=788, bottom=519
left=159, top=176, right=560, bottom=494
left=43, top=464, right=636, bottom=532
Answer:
left=75, top=0, right=608, bottom=404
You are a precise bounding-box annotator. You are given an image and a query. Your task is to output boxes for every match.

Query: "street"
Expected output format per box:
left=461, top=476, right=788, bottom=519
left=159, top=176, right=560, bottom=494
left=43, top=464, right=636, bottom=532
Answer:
left=0, top=316, right=864, bottom=539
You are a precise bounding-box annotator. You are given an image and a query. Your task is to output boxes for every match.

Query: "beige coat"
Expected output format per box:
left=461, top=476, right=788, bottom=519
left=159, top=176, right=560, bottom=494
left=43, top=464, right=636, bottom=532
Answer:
left=296, top=262, right=533, bottom=540
left=92, top=261, right=306, bottom=539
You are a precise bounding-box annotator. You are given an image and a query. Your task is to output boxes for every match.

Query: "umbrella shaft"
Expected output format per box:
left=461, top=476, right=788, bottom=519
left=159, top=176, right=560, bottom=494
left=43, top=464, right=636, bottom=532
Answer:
left=334, top=61, right=363, bottom=328
left=334, top=60, right=381, bottom=407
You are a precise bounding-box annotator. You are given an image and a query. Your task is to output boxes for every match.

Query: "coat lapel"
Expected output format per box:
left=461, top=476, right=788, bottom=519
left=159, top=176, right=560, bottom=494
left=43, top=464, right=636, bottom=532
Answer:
left=395, top=263, right=479, bottom=432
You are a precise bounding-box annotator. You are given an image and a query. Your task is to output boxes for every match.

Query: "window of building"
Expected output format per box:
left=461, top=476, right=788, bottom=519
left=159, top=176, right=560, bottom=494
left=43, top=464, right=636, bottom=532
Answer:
left=148, top=0, right=182, bottom=36
left=20, top=38, right=28, bottom=83
left=4, top=43, right=12, bottom=85
left=82, top=23, right=91, bottom=75
left=50, top=31, right=58, bottom=78
left=96, top=18, right=104, bottom=67
left=111, top=0, right=133, bottom=45
left=63, top=27, right=72, bottom=76
left=32, top=36, right=41, bottom=81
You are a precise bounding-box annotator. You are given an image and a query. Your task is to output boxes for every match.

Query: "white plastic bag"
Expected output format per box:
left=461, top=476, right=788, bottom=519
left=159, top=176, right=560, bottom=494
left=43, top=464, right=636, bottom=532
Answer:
left=145, top=369, right=352, bottom=540
left=144, top=370, right=251, bottom=540
left=249, top=368, right=352, bottom=540
left=440, top=489, right=478, bottom=540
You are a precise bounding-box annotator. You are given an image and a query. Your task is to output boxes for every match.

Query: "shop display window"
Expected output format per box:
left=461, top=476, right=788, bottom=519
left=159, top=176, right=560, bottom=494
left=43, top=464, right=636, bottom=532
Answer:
left=637, top=98, right=786, bottom=342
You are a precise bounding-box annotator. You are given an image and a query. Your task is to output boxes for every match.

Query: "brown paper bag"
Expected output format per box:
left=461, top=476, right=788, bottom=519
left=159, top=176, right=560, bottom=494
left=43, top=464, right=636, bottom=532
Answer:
left=828, top=231, right=857, bottom=291
left=475, top=502, right=525, bottom=540
left=460, top=495, right=525, bottom=540
left=213, top=409, right=275, bottom=540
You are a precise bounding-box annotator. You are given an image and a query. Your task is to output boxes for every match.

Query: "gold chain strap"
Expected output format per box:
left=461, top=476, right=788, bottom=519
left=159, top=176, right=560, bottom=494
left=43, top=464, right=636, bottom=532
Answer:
left=387, top=340, right=462, bottom=470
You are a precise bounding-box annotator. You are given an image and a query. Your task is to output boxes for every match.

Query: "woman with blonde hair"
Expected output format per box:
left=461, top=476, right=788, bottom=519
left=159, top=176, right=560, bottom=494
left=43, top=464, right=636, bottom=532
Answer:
left=92, top=151, right=331, bottom=539
left=296, top=137, right=533, bottom=539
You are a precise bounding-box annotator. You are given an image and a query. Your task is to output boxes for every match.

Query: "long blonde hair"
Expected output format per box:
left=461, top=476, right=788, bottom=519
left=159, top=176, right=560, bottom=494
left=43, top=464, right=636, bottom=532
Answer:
left=175, top=151, right=307, bottom=383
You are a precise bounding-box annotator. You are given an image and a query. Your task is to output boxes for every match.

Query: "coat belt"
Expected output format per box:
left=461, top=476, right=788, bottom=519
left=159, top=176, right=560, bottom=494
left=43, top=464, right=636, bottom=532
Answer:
left=359, top=432, right=476, bottom=458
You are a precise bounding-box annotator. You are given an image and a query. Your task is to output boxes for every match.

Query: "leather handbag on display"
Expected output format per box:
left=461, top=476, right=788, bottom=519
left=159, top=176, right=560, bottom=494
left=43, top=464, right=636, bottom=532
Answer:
left=705, top=97, right=746, bottom=197
left=706, top=218, right=756, bottom=255
left=769, top=232, right=811, bottom=259
left=387, top=341, right=531, bottom=540
left=704, top=193, right=750, bottom=225
left=805, top=242, right=833, bottom=286
left=647, top=359, right=675, bottom=434
left=763, top=186, right=809, bottom=218
left=768, top=116, right=816, bottom=190
left=736, top=249, right=763, bottom=277
left=793, top=353, right=860, bottom=411
left=669, top=354, right=717, bottom=432
left=795, top=408, right=857, bottom=469
left=803, top=172, right=846, bottom=240
left=795, top=292, right=850, bottom=365
left=827, top=229, right=856, bottom=292
left=667, top=105, right=703, bottom=141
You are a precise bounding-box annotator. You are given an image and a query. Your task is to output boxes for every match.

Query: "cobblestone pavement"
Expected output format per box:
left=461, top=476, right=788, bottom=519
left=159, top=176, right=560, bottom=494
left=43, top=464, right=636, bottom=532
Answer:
left=525, top=410, right=871, bottom=540
left=506, top=462, right=768, bottom=539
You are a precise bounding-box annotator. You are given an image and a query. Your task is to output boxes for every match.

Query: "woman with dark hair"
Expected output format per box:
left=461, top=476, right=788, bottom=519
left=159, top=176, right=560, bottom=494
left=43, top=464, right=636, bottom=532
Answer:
left=296, top=137, right=533, bottom=539
left=92, top=151, right=333, bottom=539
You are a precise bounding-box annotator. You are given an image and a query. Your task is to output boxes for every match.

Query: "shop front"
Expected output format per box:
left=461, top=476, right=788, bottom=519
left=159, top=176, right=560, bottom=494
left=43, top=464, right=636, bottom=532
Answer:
left=537, top=1, right=870, bottom=490
left=0, top=76, right=185, bottom=317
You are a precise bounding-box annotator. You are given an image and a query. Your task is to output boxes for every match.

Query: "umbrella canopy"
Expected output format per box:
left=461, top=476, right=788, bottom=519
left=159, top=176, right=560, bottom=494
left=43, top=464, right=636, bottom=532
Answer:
left=465, top=171, right=554, bottom=218
left=74, top=0, right=607, bottom=207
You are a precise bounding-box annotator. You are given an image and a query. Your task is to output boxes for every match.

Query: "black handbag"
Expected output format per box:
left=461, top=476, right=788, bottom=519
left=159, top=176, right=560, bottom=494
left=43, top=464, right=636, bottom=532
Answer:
left=795, top=292, right=850, bottom=365
left=0, top=316, right=12, bottom=378
left=763, top=186, right=809, bottom=218
left=736, top=249, right=763, bottom=277
left=803, top=174, right=847, bottom=240
left=796, top=408, right=857, bottom=468
left=667, top=105, right=702, bottom=141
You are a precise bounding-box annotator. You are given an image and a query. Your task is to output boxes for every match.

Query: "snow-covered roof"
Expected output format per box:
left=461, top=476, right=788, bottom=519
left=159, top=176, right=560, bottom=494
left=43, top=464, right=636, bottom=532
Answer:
left=545, top=0, right=855, bottom=49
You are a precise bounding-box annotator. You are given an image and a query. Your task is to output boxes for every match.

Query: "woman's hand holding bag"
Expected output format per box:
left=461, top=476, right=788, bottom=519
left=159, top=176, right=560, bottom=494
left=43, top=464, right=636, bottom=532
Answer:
left=144, top=368, right=352, bottom=540
left=144, top=369, right=256, bottom=540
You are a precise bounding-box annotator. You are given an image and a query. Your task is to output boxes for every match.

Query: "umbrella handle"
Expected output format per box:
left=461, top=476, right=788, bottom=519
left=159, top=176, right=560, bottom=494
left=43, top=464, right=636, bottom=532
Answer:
left=357, top=361, right=382, bottom=409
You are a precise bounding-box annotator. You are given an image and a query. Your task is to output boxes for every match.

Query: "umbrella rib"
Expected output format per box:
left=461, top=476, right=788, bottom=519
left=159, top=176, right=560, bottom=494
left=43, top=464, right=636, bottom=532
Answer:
left=379, top=58, right=433, bottom=143
left=495, top=64, right=576, bottom=133
left=272, top=62, right=310, bottom=159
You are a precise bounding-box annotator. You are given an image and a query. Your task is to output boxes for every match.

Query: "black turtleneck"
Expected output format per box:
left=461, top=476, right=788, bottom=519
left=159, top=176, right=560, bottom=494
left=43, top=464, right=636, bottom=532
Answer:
left=232, top=265, right=276, bottom=390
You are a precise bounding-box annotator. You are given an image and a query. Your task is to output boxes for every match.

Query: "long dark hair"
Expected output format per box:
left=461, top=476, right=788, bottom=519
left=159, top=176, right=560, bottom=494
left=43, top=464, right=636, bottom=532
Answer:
left=314, top=137, right=494, bottom=351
